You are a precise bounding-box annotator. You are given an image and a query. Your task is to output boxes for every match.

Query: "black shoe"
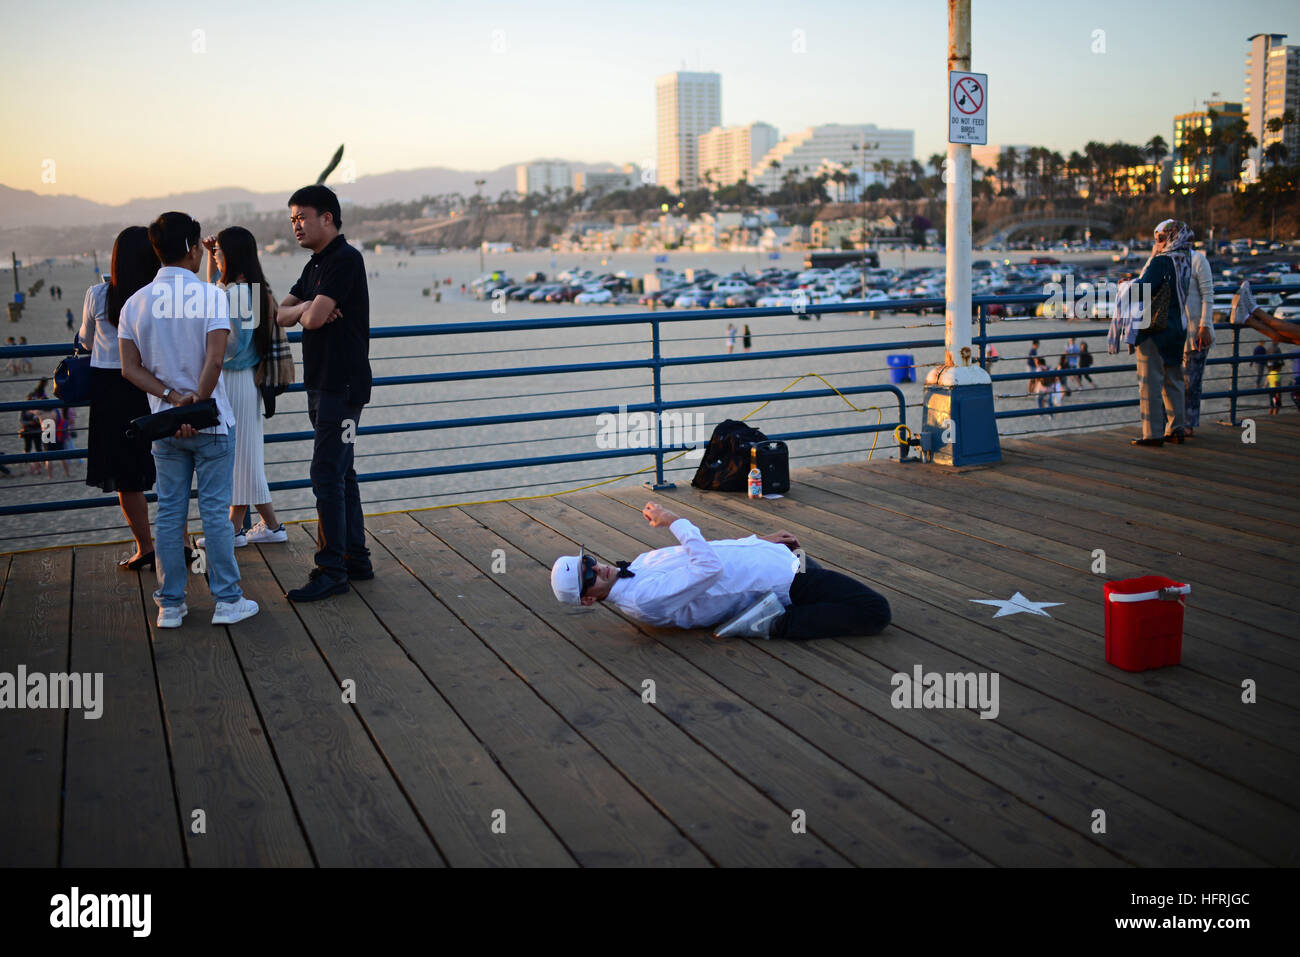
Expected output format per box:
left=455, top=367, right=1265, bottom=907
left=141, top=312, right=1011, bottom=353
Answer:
left=310, top=563, right=374, bottom=582
left=288, top=573, right=349, bottom=602
left=120, top=550, right=156, bottom=571
left=1130, top=437, right=1164, bottom=447
left=1163, top=429, right=1185, bottom=444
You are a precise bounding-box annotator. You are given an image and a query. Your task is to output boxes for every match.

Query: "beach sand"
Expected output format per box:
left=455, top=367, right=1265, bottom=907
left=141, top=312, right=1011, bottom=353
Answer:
left=0, top=247, right=1277, bottom=554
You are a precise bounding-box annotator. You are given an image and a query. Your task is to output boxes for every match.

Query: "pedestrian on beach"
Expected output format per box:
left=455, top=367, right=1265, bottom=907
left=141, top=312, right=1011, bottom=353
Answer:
left=17, top=338, right=32, bottom=374
left=1077, top=340, right=1094, bottom=387
left=1056, top=354, right=1073, bottom=399
left=1171, top=222, right=1215, bottom=437
left=65, top=308, right=74, bottom=331
left=725, top=322, right=736, bottom=354
left=278, top=185, right=374, bottom=601
left=742, top=324, right=752, bottom=351
left=4, top=337, right=16, bottom=375
left=19, top=394, right=46, bottom=476
left=1252, top=343, right=1268, bottom=388
left=1128, top=220, right=1191, bottom=446
left=194, top=226, right=287, bottom=550
left=118, top=211, right=258, bottom=628
left=80, top=227, right=160, bottom=568
left=1266, top=344, right=1284, bottom=415
left=984, top=344, right=999, bottom=371
left=1025, top=339, right=1040, bottom=395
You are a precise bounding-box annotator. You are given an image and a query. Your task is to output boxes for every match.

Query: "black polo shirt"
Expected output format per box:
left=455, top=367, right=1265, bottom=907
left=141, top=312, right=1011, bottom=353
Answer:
left=289, top=233, right=372, bottom=405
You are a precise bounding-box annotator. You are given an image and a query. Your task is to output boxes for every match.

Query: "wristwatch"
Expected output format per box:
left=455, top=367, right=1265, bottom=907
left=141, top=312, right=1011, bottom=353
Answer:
left=162, top=387, right=172, bottom=402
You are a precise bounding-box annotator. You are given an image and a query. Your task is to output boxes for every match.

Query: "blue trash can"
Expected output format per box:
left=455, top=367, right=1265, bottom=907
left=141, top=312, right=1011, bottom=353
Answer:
left=887, top=354, right=915, bottom=384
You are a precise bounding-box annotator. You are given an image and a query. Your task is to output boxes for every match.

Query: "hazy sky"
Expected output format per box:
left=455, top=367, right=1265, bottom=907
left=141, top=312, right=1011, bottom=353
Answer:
left=2, top=0, right=1296, bottom=204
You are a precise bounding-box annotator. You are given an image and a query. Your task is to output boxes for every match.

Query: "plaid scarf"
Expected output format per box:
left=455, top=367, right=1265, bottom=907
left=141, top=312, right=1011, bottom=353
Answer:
left=253, top=289, right=294, bottom=417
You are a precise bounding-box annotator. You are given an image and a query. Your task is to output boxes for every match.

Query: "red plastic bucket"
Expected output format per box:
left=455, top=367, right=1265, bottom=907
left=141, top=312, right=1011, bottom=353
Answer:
left=1104, top=576, right=1190, bottom=672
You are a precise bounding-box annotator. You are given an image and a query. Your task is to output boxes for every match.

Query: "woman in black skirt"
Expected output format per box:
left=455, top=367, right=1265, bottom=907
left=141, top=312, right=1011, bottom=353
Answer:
left=79, top=226, right=160, bottom=568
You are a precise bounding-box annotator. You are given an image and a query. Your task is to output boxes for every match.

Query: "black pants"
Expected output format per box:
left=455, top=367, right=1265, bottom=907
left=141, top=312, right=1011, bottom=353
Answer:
left=770, top=557, right=891, bottom=640
left=308, top=389, right=371, bottom=580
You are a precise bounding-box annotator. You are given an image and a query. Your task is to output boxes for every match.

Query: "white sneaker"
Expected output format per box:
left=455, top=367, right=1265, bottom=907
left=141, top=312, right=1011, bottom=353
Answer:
left=1230, top=282, right=1255, bottom=325
left=212, top=597, right=259, bottom=625
left=714, top=592, right=785, bottom=639
left=157, top=603, right=188, bottom=629
left=196, top=533, right=247, bottom=548
left=245, top=521, right=288, bottom=544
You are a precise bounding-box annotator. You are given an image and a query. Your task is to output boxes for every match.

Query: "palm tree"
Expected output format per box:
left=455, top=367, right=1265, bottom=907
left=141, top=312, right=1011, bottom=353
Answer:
left=1145, top=135, right=1168, bottom=167
left=995, top=150, right=1016, bottom=195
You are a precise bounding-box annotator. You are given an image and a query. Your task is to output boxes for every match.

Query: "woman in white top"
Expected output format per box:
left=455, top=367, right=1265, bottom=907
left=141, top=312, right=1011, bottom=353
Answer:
left=79, top=226, right=161, bottom=568
left=194, top=226, right=286, bottom=549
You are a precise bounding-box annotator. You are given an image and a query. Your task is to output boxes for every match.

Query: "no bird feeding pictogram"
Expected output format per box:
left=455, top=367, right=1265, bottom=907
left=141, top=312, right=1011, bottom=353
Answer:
left=948, top=71, right=988, bottom=145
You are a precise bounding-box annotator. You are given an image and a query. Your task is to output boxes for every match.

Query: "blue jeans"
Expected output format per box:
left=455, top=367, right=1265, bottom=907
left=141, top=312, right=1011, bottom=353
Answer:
left=307, top=390, right=370, bottom=580
left=152, top=427, right=242, bottom=608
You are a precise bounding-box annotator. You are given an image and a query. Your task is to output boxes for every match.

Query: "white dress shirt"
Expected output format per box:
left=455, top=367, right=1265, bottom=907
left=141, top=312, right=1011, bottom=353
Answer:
left=605, top=518, right=800, bottom=628
left=117, top=266, right=235, bottom=435
left=78, top=281, right=122, bottom=369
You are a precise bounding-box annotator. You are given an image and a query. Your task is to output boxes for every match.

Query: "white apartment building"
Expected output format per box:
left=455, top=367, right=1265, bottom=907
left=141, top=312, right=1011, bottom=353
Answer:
left=1245, top=33, right=1300, bottom=176
left=515, top=161, right=573, bottom=196
left=748, top=124, right=914, bottom=195
left=656, top=72, right=722, bottom=193
left=575, top=165, right=640, bottom=193
left=697, top=122, right=780, bottom=189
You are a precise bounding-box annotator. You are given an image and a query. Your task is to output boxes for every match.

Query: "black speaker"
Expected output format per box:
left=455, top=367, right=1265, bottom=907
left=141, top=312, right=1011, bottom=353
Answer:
left=750, top=440, right=789, bottom=494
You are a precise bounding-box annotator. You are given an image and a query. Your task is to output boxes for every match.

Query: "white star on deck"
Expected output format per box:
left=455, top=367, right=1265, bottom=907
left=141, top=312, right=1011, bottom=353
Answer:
left=971, top=591, right=1063, bottom=618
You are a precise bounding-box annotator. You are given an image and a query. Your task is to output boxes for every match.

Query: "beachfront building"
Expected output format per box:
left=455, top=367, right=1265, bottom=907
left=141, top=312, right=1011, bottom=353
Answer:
left=748, top=124, right=914, bottom=196
left=810, top=218, right=859, bottom=250
left=1245, top=33, right=1300, bottom=177
left=1110, top=161, right=1173, bottom=196
left=656, top=72, right=722, bottom=194
left=1172, top=101, right=1244, bottom=191
left=575, top=165, right=640, bottom=194
left=516, top=161, right=573, bottom=196
left=697, top=123, right=780, bottom=190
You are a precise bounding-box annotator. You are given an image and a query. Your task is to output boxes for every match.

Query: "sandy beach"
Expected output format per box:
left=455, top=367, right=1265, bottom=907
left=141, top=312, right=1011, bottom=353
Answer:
left=0, top=247, right=1280, bottom=554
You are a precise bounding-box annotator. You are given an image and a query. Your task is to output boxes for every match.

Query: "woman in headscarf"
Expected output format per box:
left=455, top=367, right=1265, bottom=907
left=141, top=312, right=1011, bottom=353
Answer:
left=1128, top=220, right=1191, bottom=446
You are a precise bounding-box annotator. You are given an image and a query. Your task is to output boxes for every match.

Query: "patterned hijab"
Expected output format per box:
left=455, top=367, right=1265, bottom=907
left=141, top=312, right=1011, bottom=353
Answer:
left=1150, top=219, right=1193, bottom=317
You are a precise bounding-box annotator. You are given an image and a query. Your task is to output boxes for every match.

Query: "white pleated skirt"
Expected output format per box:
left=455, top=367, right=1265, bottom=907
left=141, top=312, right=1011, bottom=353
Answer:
left=225, top=367, right=272, bottom=505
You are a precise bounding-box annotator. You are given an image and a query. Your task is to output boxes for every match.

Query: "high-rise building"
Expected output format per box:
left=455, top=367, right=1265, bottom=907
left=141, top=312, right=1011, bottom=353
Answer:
left=1172, top=101, right=1244, bottom=191
left=697, top=123, right=779, bottom=189
left=655, top=72, right=722, bottom=193
left=575, top=164, right=640, bottom=194
left=748, top=124, right=914, bottom=196
left=515, top=161, right=572, bottom=196
left=1245, top=33, right=1300, bottom=175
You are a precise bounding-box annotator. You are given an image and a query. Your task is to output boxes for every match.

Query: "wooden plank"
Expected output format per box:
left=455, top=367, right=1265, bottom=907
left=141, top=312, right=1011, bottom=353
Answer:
left=854, top=456, right=1298, bottom=594
left=603, top=484, right=1298, bottom=864
left=629, top=481, right=1300, bottom=810
left=726, top=475, right=1300, bottom=747
left=800, top=466, right=1300, bottom=681
left=144, top=552, right=314, bottom=867
left=472, top=496, right=994, bottom=867
left=262, top=523, right=577, bottom=867
left=545, top=491, right=1128, bottom=866
left=62, top=545, right=183, bottom=866
left=1016, top=434, right=1300, bottom=524
left=219, top=538, right=445, bottom=866
left=361, top=512, right=709, bottom=867
left=0, top=550, right=71, bottom=866
left=405, top=506, right=858, bottom=867
left=946, top=459, right=1297, bottom=568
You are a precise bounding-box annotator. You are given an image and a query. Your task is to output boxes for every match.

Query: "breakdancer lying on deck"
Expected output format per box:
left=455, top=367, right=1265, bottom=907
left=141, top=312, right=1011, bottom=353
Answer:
left=1232, top=281, right=1300, bottom=345
left=549, top=502, right=891, bottom=639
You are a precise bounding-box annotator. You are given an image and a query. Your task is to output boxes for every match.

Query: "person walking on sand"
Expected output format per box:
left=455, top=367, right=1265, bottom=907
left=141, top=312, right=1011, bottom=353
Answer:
left=277, top=185, right=374, bottom=601
left=742, top=324, right=752, bottom=352
left=725, top=322, right=737, bottom=354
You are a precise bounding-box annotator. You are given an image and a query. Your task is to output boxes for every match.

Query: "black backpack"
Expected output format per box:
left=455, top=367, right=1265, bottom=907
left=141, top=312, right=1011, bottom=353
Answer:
left=691, top=419, right=789, bottom=494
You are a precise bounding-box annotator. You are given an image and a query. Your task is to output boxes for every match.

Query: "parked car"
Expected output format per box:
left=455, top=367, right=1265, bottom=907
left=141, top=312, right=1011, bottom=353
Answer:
left=575, top=287, right=613, bottom=304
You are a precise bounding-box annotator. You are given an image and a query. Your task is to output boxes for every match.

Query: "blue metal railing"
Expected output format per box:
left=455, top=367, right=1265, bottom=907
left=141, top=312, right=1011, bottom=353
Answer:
left=2, top=285, right=1297, bottom=521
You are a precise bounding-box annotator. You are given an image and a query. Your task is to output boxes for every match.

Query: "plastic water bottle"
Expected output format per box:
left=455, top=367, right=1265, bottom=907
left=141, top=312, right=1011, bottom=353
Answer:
left=747, top=446, right=763, bottom=500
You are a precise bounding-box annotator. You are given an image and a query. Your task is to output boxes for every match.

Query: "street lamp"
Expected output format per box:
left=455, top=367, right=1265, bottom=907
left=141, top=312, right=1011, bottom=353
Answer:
left=474, top=178, right=487, bottom=272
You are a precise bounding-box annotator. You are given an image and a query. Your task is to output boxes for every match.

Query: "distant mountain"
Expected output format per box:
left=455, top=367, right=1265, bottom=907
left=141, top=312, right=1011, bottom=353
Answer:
left=0, top=160, right=627, bottom=230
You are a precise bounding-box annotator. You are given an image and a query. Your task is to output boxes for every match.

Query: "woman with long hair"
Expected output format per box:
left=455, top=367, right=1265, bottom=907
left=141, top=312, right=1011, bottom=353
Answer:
left=79, top=226, right=160, bottom=568
left=196, top=226, right=285, bottom=547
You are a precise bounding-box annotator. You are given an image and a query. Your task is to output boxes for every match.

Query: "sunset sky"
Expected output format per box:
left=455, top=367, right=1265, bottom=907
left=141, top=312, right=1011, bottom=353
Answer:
left=2, top=0, right=1297, bottom=204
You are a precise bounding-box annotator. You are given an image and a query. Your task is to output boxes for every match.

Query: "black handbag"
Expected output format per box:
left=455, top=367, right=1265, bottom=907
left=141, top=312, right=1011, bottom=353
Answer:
left=125, top=399, right=220, bottom=441
left=52, top=335, right=91, bottom=404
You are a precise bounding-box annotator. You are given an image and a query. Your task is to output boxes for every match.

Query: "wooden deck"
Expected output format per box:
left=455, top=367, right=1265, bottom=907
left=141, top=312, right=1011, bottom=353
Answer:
left=2, top=420, right=1298, bottom=867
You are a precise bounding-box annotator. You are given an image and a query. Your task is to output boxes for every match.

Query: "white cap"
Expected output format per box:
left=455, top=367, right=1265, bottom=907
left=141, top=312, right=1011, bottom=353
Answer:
left=550, top=547, right=586, bottom=605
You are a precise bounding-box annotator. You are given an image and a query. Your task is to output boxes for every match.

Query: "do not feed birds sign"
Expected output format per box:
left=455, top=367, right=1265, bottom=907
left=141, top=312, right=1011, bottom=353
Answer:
left=949, top=71, right=988, bottom=145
